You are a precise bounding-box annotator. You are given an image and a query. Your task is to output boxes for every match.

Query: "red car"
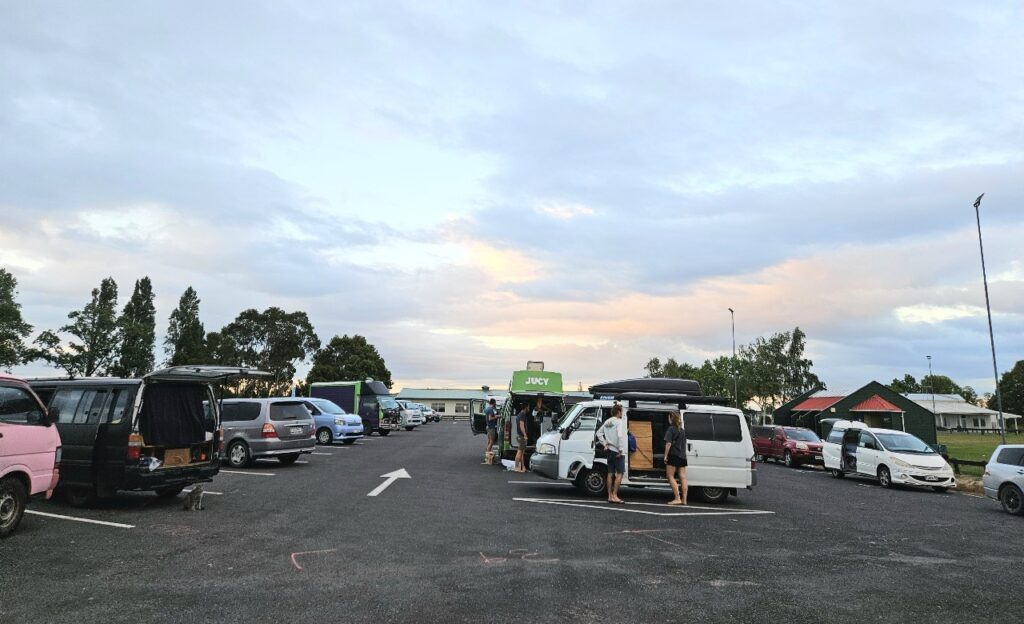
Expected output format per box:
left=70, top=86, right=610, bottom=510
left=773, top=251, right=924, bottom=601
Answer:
left=752, top=425, right=823, bottom=467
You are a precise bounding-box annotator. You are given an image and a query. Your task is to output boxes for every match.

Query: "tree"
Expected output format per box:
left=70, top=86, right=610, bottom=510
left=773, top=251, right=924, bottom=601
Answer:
left=35, top=277, right=120, bottom=377
left=307, top=334, right=393, bottom=388
left=889, top=374, right=922, bottom=394
left=164, top=287, right=207, bottom=365
left=111, top=277, right=156, bottom=378
left=888, top=373, right=979, bottom=404
left=0, top=269, right=33, bottom=371
left=209, top=307, right=320, bottom=396
left=991, top=360, right=1024, bottom=418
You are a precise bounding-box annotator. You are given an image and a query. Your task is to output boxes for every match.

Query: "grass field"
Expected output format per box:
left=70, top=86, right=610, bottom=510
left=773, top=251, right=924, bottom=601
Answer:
left=938, top=431, right=1024, bottom=476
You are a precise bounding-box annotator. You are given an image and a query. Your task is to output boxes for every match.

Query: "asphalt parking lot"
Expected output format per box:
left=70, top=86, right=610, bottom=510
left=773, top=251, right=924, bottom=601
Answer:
left=2, top=422, right=1022, bottom=624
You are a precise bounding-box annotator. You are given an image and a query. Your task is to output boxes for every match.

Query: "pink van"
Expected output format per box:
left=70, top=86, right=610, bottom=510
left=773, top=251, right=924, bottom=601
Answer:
left=0, top=374, right=61, bottom=538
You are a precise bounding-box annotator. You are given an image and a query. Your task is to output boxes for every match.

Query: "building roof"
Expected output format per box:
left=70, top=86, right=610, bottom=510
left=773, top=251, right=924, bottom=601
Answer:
left=850, top=395, right=902, bottom=412
left=904, top=394, right=1021, bottom=420
left=792, top=396, right=844, bottom=411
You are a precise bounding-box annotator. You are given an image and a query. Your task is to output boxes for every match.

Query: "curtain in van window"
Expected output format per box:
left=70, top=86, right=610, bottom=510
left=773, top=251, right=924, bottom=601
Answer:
left=138, top=383, right=206, bottom=447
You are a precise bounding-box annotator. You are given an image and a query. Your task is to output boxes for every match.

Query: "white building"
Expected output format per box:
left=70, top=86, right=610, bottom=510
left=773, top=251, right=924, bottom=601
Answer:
left=394, top=388, right=508, bottom=417
left=904, top=393, right=1021, bottom=432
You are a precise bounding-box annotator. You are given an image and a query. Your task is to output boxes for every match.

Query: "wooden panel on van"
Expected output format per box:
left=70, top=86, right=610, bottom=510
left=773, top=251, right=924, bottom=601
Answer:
left=628, top=421, right=654, bottom=470
left=163, top=448, right=191, bottom=467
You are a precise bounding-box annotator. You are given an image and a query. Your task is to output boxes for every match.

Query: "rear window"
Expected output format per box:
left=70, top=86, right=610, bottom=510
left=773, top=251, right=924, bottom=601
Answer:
left=684, top=412, right=743, bottom=442
left=996, top=447, right=1024, bottom=466
left=222, top=402, right=262, bottom=422
left=826, top=428, right=845, bottom=444
left=270, top=402, right=311, bottom=421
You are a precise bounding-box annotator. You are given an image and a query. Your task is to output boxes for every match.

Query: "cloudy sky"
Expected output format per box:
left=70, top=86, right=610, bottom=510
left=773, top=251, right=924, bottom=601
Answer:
left=2, top=1, right=1022, bottom=393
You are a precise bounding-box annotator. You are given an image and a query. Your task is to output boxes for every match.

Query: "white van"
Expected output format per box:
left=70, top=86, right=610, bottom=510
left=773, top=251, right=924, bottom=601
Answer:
left=822, top=420, right=955, bottom=491
left=530, top=397, right=756, bottom=504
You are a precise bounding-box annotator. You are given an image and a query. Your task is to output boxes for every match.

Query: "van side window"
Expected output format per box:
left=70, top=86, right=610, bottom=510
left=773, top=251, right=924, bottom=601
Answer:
left=683, top=412, right=743, bottom=442
left=0, top=386, right=45, bottom=425
left=576, top=407, right=601, bottom=431
left=996, top=448, right=1024, bottom=466
left=683, top=413, right=714, bottom=440
left=826, top=429, right=844, bottom=444
left=107, top=389, right=131, bottom=424
left=858, top=431, right=877, bottom=449
left=712, top=414, right=742, bottom=442
left=51, top=389, right=86, bottom=424
left=72, top=390, right=108, bottom=424
left=222, top=402, right=261, bottom=422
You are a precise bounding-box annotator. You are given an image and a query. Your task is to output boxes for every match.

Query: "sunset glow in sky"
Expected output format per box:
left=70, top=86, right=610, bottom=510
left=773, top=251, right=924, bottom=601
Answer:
left=2, top=1, right=1022, bottom=392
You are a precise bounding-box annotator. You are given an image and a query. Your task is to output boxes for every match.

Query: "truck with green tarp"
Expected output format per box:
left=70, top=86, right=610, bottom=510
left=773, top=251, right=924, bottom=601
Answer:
left=471, top=367, right=566, bottom=461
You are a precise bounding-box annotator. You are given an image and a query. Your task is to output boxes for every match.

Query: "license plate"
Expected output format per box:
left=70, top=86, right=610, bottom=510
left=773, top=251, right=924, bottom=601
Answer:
left=290, top=426, right=303, bottom=435
left=814, top=456, right=822, bottom=460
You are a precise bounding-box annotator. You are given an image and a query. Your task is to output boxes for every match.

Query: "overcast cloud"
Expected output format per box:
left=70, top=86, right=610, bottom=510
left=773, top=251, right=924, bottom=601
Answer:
left=2, top=1, right=1022, bottom=393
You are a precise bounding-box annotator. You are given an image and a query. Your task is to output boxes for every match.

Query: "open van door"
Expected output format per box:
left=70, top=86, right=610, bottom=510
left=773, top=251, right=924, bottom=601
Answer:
left=470, top=399, right=487, bottom=435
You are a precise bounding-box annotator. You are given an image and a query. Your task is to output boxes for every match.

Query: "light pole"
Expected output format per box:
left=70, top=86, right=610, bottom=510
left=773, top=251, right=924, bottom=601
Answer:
left=926, top=355, right=937, bottom=427
left=973, top=193, right=1007, bottom=444
left=728, top=308, right=738, bottom=413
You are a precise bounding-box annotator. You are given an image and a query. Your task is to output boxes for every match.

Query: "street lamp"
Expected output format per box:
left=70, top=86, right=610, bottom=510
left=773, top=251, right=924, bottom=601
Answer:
left=973, top=194, right=1007, bottom=445
left=926, top=355, right=937, bottom=427
left=728, top=308, right=738, bottom=412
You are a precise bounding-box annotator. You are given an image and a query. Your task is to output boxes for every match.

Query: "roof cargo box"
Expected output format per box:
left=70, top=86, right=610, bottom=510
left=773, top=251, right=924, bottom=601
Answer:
left=590, top=378, right=702, bottom=397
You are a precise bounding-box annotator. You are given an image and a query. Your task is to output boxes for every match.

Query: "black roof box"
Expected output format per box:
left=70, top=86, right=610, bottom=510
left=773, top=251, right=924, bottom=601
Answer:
left=589, top=378, right=702, bottom=397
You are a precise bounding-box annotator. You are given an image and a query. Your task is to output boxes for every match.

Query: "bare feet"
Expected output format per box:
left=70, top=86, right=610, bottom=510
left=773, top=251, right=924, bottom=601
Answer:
left=668, top=499, right=683, bottom=505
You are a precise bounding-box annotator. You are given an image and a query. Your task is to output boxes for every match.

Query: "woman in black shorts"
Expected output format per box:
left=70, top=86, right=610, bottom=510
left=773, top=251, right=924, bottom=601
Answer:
left=663, top=410, right=688, bottom=505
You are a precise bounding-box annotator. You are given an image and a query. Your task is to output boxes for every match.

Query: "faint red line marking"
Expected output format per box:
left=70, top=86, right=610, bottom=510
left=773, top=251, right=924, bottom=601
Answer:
left=291, top=549, right=338, bottom=571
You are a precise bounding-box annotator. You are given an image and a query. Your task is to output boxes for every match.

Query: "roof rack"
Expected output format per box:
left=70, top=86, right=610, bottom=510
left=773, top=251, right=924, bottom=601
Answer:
left=589, top=378, right=702, bottom=397
left=608, top=391, right=730, bottom=408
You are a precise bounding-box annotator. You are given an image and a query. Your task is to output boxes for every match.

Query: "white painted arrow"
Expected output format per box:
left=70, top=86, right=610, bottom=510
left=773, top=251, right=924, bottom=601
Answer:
left=367, top=468, right=411, bottom=497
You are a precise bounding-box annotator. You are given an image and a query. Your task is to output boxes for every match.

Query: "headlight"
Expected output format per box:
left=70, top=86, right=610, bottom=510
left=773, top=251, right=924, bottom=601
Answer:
left=335, top=417, right=346, bottom=425
left=795, top=442, right=808, bottom=450
left=537, top=443, right=556, bottom=455
left=892, top=458, right=912, bottom=468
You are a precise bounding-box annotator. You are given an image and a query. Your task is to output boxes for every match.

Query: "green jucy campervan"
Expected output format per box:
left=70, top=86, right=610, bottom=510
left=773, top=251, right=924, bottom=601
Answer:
left=471, top=368, right=566, bottom=461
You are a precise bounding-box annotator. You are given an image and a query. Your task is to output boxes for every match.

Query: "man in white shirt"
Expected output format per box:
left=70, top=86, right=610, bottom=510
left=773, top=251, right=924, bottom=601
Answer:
left=596, top=403, right=627, bottom=503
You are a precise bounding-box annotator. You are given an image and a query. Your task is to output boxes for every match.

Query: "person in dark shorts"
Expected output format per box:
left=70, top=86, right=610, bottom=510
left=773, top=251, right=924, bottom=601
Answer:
left=663, top=410, right=688, bottom=505
left=514, top=404, right=529, bottom=473
left=597, top=403, right=627, bottom=503
left=484, top=398, right=498, bottom=457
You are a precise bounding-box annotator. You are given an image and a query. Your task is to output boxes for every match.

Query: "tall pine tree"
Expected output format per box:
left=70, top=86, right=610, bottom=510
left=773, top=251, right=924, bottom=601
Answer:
left=35, top=277, right=120, bottom=377
left=0, top=268, right=34, bottom=371
left=112, top=277, right=156, bottom=377
left=164, top=286, right=207, bottom=365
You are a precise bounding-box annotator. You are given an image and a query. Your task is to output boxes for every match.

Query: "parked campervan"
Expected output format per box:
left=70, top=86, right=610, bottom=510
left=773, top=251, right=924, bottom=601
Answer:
left=822, top=420, right=955, bottom=492
left=310, top=380, right=401, bottom=436
left=471, top=366, right=565, bottom=461
left=530, top=378, right=756, bottom=503
left=29, top=366, right=265, bottom=506
left=0, top=374, right=61, bottom=537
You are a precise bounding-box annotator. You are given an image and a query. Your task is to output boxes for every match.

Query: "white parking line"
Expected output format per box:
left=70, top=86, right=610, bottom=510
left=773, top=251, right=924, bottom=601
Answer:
left=183, top=489, right=224, bottom=496
left=25, top=510, right=134, bottom=529
left=220, top=470, right=277, bottom=476
left=513, top=497, right=775, bottom=517
left=508, top=480, right=573, bottom=486
left=295, top=461, right=310, bottom=464
left=311, top=452, right=333, bottom=456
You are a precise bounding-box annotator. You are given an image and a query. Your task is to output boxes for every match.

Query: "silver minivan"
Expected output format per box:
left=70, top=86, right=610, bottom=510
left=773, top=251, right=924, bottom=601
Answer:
left=220, top=398, right=316, bottom=468
left=983, top=444, right=1024, bottom=515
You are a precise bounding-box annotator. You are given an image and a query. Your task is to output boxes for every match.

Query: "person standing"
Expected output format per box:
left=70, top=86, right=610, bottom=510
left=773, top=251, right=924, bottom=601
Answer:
left=597, top=403, right=627, bottom=503
left=664, top=410, right=688, bottom=505
left=514, top=404, right=530, bottom=473
left=484, top=398, right=498, bottom=458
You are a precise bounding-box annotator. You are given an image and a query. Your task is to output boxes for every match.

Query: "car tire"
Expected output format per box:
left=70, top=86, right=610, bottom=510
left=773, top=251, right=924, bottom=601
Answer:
left=877, top=465, right=893, bottom=489
left=278, top=453, right=301, bottom=465
left=342, top=439, right=356, bottom=445
left=783, top=451, right=794, bottom=468
left=0, top=477, right=28, bottom=539
left=64, top=486, right=98, bottom=508
left=379, top=430, right=391, bottom=437
left=931, top=486, right=948, bottom=493
left=999, top=484, right=1024, bottom=515
left=154, top=484, right=186, bottom=498
left=830, top=469, right=845, bottom=479
left=226, top=441, right=252, bottom=468
left=575, top=467, right=608, bottom=498
left=405, top=426, right=414, bottom=431
left=699, top=487, right=729, bottom=504
left=316, top=428, right=333, bottom=445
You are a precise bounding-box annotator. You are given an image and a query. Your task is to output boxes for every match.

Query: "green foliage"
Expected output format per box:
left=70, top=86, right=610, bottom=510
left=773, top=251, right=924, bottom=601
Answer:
left=645, top=326, right=819, bottom=414
left=306, top=334, right=393, bottom=389
left=164, top=287, right=207, bottom=366
left=35, top=277, right=120, bottom=377
left=208, top=307, right=320, bottom=397
left=991, top=360, right=1024, bottom=417
left=111, top=277, right=156, bottom=378
left=0, top=269, right=33, bottom=371
left=887, top=373, right=979, bottom=404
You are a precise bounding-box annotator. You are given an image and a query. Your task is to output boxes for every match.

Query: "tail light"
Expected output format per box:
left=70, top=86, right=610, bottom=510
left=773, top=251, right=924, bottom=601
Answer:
left=261, top=423, right=277, bottom=439
left=127, top=434, right=143, bottom=460
left=216, top=428, right=225, bottom=452
left=750, top=455, right=757, bottom=470
left=54, top=446, right=63, bottom=466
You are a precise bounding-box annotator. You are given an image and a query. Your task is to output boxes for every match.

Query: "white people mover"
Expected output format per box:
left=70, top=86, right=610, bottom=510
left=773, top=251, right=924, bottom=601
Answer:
left=822, top=420, right=955, bottom=492
left=530, top=379, right=756, bottom=504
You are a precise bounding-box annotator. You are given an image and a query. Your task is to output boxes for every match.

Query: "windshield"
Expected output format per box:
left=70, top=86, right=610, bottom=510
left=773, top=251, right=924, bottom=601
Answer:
left=379, top=397, right=399, bottom=410
left=875, top=432, right=935, bottom=454
left=784, top=428, right=820, bottom=442
left=557, top=404, right=585, bottom=429
left=310, top=399, right=346, bottom=415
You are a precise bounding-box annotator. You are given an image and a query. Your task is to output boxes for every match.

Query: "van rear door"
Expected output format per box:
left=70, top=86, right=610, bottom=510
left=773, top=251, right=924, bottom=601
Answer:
left=269, top=402, right=314, bottom=439
left=683, top=410, right=753, bottom=489
left=470, top=399, right=487, bottom=434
